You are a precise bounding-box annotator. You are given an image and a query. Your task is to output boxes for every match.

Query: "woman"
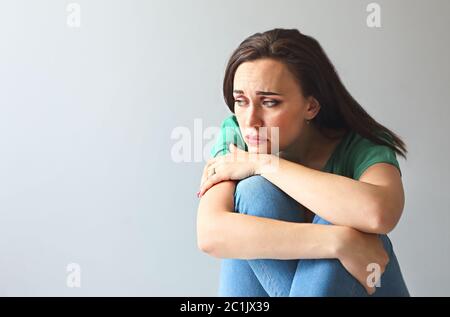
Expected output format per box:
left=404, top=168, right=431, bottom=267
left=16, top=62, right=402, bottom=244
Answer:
left=196, top=28, right=409, bottom=297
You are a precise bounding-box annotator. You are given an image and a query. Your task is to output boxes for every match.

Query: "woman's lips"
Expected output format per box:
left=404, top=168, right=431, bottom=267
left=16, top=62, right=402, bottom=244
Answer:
left=245, top=135, right=267, bottom=145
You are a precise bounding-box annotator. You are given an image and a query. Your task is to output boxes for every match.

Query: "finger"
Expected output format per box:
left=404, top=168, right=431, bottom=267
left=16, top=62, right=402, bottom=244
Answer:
left=200, top=158, right=216, bottom=187
left=366, top=285, right=376, bottom=295
left=208, top=161, right=222, bottom=174
left=364, top=268, right=383, bottom=295
left=201, top=164, right=215, bottom=188
left=203, top=159, right=224, bottom=186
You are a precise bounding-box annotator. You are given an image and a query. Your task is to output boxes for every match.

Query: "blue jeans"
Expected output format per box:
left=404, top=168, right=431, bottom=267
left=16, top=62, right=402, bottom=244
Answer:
left=218, top=176, right=410, bottom=297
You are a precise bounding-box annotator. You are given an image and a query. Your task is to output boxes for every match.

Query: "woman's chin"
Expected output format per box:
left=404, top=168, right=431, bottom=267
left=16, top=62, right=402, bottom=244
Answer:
left=247, top=144, right=271, bottom=154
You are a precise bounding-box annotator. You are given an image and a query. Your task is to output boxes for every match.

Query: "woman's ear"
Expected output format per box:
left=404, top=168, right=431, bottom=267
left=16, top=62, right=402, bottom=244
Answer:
left=306, top=96, right=321, bottom=120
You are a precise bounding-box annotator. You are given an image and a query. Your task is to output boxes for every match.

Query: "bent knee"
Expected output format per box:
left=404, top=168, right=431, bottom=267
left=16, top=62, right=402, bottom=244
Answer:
left=235, top=176, right=274, bottom=197
left=234, top=176, right=306, bottom=222
left=290, top=259, right=364, bottom=297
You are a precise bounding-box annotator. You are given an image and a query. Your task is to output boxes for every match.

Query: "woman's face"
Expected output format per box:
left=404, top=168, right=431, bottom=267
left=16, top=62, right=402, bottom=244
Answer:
left=233, top=58, right=317, bottom=154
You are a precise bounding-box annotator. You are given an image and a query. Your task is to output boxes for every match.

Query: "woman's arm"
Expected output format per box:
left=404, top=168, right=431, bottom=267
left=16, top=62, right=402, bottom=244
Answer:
left=257, top=157, right=404, bottom=234
left=197, top=180, right=346, bottom=260
left=196, top=179, right=388, bottom=295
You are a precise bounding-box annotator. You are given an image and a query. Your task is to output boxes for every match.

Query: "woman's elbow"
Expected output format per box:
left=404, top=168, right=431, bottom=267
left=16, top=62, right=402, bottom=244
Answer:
left=369, top=218, right=394, bottom=235
left=369, top=207, right=402, bottom=234
left=197, top=229, right=215, bottom=254
left=197, top=231, right=227, bottom=258
left=197, top=215, right=222, bottom=255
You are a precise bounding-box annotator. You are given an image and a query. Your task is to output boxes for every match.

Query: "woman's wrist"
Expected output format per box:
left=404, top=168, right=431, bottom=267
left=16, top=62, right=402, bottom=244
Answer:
left=332, top=226, right=356, bottom=260
left=254, top=153, right=279, bottom=175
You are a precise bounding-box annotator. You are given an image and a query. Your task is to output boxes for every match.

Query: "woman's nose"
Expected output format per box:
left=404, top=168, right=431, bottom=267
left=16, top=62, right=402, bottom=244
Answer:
left=245, top=105, right=263, bottom=128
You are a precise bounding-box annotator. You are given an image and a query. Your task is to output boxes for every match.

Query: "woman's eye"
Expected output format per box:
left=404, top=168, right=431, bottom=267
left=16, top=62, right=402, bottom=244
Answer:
left=263, top=100, right=279, bottom=107
left=234, top=99, right=280, bottom=107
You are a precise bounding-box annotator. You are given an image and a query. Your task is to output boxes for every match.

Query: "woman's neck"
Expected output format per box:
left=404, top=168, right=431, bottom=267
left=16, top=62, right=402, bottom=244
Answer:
left=279, top=124, right=346, bottom=170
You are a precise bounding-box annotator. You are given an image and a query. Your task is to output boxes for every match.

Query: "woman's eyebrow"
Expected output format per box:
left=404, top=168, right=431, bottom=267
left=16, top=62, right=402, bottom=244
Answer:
left=233, top=89, right=283, bottom=96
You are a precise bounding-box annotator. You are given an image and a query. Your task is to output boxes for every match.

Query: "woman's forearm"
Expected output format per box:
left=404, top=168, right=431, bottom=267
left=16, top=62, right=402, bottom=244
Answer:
left=204, top=211, right=347, bottom=260
left=258, top=156, right=384, bottom=233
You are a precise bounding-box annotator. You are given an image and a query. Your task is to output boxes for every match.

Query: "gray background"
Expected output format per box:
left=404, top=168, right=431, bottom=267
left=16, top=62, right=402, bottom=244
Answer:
left=0, top=0, right=449, bottom=296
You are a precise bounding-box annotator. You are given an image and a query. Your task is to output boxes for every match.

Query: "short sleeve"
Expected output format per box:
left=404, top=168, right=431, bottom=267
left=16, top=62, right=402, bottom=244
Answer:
left=209, top=115, right=247, bottom=158
left=352, top=141, right=402, bottom=180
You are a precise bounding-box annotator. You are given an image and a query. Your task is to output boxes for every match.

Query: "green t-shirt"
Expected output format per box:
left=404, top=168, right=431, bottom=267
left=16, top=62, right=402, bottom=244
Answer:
left=210, top=115, right=401, bottom=180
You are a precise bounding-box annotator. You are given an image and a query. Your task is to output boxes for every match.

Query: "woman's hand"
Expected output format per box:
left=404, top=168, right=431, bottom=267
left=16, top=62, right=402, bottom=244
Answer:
left=198, top=143, right=271, bottom=197
left=336, top=227, right=390, bottom=295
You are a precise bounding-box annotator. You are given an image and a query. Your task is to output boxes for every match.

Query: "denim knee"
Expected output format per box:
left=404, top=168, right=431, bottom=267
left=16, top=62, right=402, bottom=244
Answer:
left=234, top=176, right=306, bottom=223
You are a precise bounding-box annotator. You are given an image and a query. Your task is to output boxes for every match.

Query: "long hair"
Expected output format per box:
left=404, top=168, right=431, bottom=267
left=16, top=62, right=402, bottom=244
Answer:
left=222, top=28, right=407, bottom=159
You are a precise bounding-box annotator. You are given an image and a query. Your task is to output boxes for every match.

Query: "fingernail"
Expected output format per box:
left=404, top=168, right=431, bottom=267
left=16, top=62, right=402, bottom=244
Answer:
left=196, top=191, right=200, bottom=198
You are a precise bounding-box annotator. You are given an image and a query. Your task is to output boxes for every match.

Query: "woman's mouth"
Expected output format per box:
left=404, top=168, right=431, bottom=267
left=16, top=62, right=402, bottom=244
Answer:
left=245, top=135, right=267, bottom=145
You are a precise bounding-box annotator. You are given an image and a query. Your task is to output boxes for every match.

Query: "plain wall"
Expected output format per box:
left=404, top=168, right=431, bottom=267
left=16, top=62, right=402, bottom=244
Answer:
left=0, top=0, right=449, bottom=296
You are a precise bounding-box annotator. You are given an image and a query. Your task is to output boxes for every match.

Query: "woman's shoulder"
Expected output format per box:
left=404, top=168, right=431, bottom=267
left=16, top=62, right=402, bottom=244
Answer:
left=219, top=114, right=240, bottom=129
left=336, top=130, right=401, bottom=180
left=345, top=130, right=397, bottom=156
left=210, top=114, right=246, bottom=157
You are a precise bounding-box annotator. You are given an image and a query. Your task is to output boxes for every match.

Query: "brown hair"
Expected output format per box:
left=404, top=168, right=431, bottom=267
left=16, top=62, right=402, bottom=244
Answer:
left=223, top=28, right=407, bottom=159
